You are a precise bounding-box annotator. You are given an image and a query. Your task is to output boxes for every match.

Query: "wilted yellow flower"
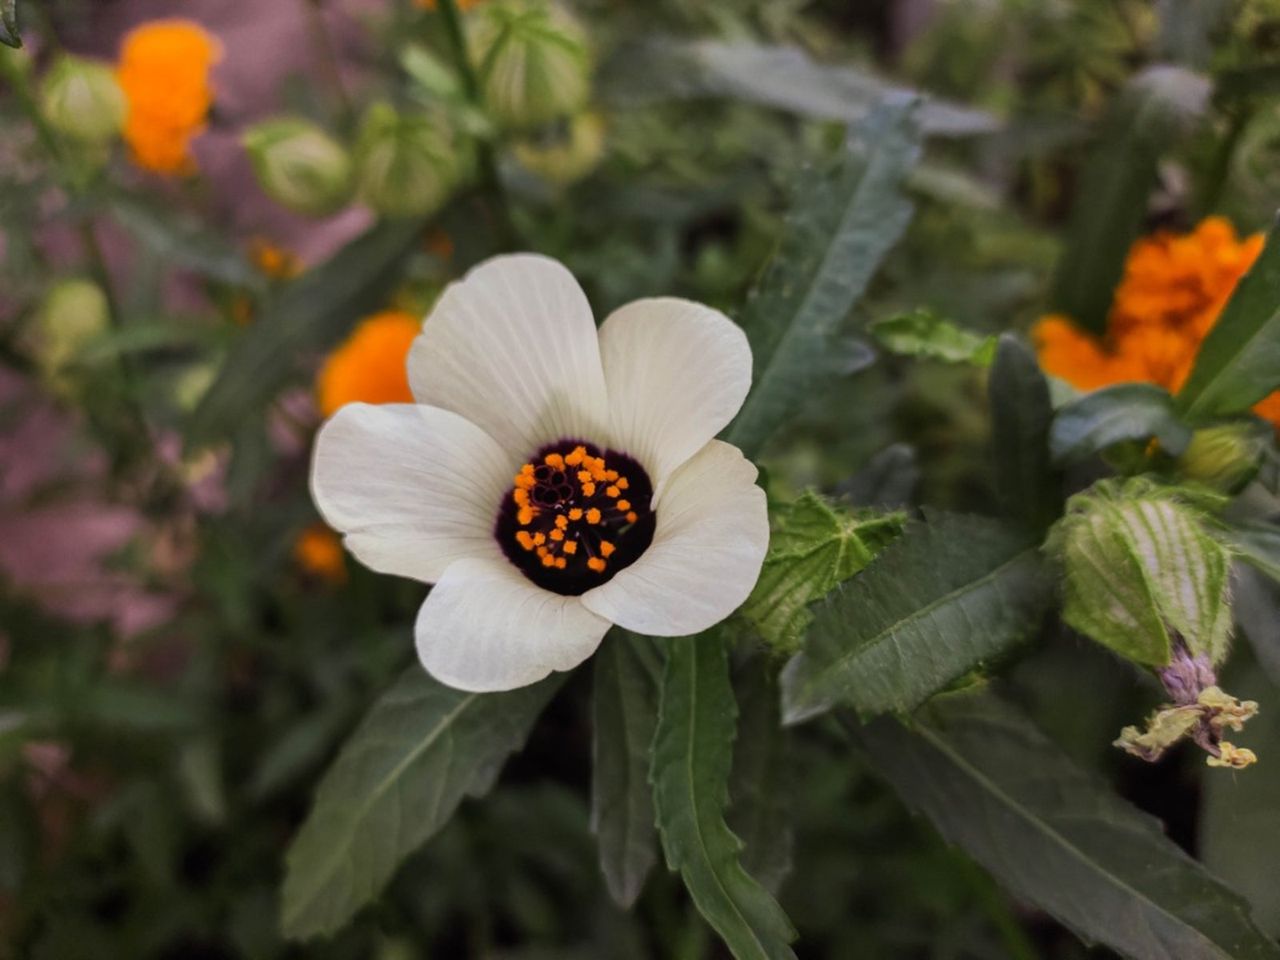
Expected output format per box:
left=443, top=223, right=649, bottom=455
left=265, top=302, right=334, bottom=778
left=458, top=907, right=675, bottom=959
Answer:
left=315, top=311, right=420, bottom=418
left=1034, top=217, right=1279, bottom=423
left=117, top=19, right=222, bottom=175
left=294, top=524, right=347, bottom=584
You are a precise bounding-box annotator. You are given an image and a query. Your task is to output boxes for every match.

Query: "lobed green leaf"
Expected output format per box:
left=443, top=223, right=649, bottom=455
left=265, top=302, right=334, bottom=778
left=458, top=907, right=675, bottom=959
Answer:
left=781, top=512, right=1051, bottom=722
left=870, top=308, right=997, bottom=366
left=281, top=667, right=563, bottom=940
left=651, top=634, right=797, bottom=960
left=850, top=689, right=1280, bottom=960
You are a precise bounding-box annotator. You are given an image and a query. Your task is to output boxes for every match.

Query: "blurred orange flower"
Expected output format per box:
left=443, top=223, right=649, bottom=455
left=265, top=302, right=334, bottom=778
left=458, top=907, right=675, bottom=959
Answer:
left=293, top=523, right=346, bottom=584
left=249, top=238, right=303, bottom=280
left=316, top=310, right=420, bottom=418
left=1034, top=217, right=1279, bottom=423
left=117, top=19, right=222, bottom=175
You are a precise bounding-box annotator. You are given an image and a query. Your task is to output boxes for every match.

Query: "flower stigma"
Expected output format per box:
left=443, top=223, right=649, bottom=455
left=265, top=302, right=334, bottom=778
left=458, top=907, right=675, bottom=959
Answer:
left=495, top=441, right=655, bottom=595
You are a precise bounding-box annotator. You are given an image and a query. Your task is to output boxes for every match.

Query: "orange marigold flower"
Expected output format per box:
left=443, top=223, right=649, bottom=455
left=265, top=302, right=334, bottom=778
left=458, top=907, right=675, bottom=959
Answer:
left=117, top=20, right=222, bottom=175
left=316, top=310, right=420, bottom=418
left=1033, top=217, right=1280, bottom=425
left=294, top=523, right=346, bottom=584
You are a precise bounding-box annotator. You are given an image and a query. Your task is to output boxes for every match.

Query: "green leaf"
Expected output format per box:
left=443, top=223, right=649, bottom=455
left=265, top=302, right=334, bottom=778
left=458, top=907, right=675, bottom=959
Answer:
left=281, top=667, right=563, bottom=940
left=742, top=493, right=904, bottom=654
left=989, top=335, right=1060, bottom=533
left=651, top=634, right=797, bottom=960
left=591, top=630, right=661, bottom=909
left=1228, top=521, right=1280, bottom=584
left=1231, top=562, right=1280, bottom=684
left=781, top=512, right=1051, bottom=722
left=1178, top=219, right=1280, bottom=419
left=838, top=442, right=919, bottom=508
left=1201, top=659, right=1280, bottom=938
left=869, top=308, right=997, bottom=366
left=728, top=663, right=793, bottom=895
left=0, top=0, right=18, bottom=47
left=1051, top=66, right=1211, bottom=333
left=190, top=219, right=422, bottom=442
left=725, top=97, right=921, bottom=458
left=849, top=689, right=1280, bottom=960
left=1050, top=383, right=1193, bottom=463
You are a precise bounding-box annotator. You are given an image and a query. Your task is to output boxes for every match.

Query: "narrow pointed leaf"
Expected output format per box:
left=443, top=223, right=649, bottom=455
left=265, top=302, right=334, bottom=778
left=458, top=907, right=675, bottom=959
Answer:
left=0, top=0, right=18, bottom=47
left=281, top=667, right=564, bottom=940
left=1178, top=219, right=1280, bottom=419
left=989, top=335, right=1060, bottom=533
left=651, top=634, right=797, bottom=960
left=728, top=663, right=793, bottom=895
left=1051, top=382, right=1193, bottom=462
left=591, top=630, right=661, bottom=908
left=782, top=513, right=1052, bottom=722
left=725, top=97, right=921, bottom=458
left=849, top=689, right=1280, bottom=960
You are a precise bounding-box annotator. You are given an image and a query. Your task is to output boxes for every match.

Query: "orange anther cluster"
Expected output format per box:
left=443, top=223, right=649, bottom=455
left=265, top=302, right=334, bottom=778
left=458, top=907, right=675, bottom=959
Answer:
left=508, top=444, right=643, bottom=576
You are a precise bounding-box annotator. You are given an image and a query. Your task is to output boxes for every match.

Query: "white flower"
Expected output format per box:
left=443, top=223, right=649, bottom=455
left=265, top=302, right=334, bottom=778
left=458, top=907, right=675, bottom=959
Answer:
left=310, top=254, right=768, bottom=692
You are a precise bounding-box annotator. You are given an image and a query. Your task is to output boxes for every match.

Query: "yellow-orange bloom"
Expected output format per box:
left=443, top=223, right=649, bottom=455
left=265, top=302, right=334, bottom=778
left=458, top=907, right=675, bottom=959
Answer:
left=249, top=239, right=303, bottom=280
left=294, top=524, right=346, bottom=584
left=316, top=311, right=420, bottom=418
left=117, top=20, right=222, bottom=175
left=1034, top=217, right=1278, bottom=423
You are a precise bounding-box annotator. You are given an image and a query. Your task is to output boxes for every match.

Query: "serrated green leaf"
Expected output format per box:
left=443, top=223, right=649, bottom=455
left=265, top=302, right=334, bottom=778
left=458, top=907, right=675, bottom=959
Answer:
left=728, top=663, right=793, bottom=895
left=651, top=634, right=797, bottom=960
left=1178, top=219, right=1280, bottom=419
left=1051, top=66, right=1211, bottom=333
left=191, top=219, right=422, bottom=442
left=742, top=493, right=904, bottom=654
left=725, top=97, right=920, bottom=458
left=781, top=512, right=1051, bottom=722
left=0, top=0, right=19, bottom=47
left=281, top=667, right=563, bottom=940
left=870, top=308, right=997, bottom=365
left=1201, top=659, right=1280, bottom=938
left=1051, top=382, right=1193, bottom=463
left=989, top=335, right=1060, bottom=533
left=591, top=630, right=661, bottom=909
left=849, top=689, right=1280, bottom=960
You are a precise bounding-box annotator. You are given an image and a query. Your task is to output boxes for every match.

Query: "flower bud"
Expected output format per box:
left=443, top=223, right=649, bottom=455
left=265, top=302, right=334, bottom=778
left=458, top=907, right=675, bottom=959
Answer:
left=1047, top=478, right=1233, bottom=667
left=354, top=103, right=459, bottom=218
left=1175, top=422, right=1265, bottom=493
left=513, top=111, right=605, bottom=185
left=39, top=55, right=127, bottom=144
left=31, top=278, right=110, bottom=391
left=467, top=0, right=591, bottom=129
left=243, top=118, right=354, bottom=217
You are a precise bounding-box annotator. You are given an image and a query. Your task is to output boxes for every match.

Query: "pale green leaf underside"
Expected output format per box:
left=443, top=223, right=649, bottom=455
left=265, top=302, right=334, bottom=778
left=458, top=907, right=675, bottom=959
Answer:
left=281, top=668, right=563, bottom=940
left=851, top=690, right=1280, bottom=960
left=870, top=308, right=997, bottom=365
left=782, top=512, right=1052, bottom=722
left=652, top=635, right=797, bottom=960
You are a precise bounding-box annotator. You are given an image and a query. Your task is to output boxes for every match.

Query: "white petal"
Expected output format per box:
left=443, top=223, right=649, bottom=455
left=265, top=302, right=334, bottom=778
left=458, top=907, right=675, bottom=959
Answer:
left=581, top=440, right=767, bottom=636
left=408, top=253, right=609, bottom=458
left=311, top=403, right=510, bottom=583
left=415, top=556, right=611, bottom=692
left=598, top=297, right=752, bottom=490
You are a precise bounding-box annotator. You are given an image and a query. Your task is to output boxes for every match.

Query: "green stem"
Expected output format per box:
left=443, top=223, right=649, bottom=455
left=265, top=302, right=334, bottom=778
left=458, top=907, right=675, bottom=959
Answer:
left=435, top=0, right=519, bottom=249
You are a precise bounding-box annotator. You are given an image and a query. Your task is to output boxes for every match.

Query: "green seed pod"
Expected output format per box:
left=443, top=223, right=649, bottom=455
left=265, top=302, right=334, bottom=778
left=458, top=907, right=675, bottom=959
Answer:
left=243, top=118, right=354, bottom=217
left=354, top=103, right=459, bottom=218
left=31, top=278, right=110, bottom=392
left=39, top=55, right=126, bottom=144
left=1047, top=478, right=1233, bottom=667
left=1175, top=422, right=1266, bottom=494
left=513, top=110, right=605, bottom=185
left=467, top=0, right=591, bottom=130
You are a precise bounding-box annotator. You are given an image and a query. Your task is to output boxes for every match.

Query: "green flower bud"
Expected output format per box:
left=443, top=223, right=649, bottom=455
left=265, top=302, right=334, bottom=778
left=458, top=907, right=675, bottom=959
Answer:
left=467, top=0, right=591, bottom=130
left=243, top=118, right=354, bottom=217
left=1175, top=422, right=1266, bottom=493
left=513, top=110, right=605, bottom=185
left=1047, top=478, right=1233, bottom=667
left=39, top=55, right=126, bottom=144
left=354, top=103, right=459, bottom=218
left=31, top=278, right=110, bottom=391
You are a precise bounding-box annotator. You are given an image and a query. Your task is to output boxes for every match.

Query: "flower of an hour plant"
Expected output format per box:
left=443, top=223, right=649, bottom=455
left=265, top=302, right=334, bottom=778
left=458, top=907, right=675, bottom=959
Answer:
left=310, top=254, right=768, bottom=691
left=315, top=310, right=420, bottom=418
left=116, top=19, right=222, bottom=175
left=1035, top=217, right=1280, bottom=424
